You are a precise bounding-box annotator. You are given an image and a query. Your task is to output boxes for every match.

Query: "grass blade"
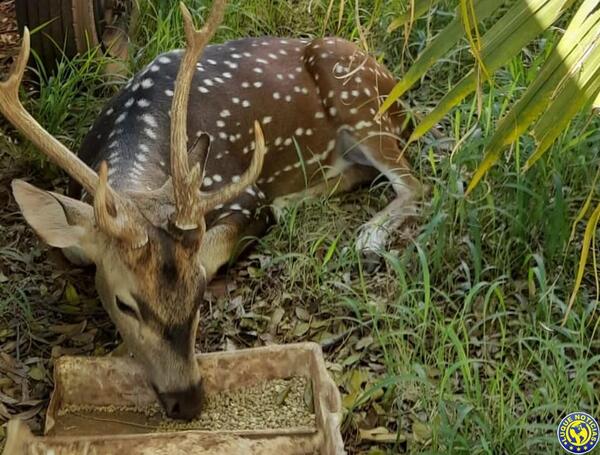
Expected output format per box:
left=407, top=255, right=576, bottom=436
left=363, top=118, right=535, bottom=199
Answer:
left=562, top=201, right=600, bottom=325
left=387, top=0, right=441, bottom=33
left=594, top=90, right=600, bottom=112
left=568, top=169, right=599, bottom=250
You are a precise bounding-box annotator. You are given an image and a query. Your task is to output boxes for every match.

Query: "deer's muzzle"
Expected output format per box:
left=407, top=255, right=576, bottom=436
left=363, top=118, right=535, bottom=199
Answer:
left=155, top=381, right=203, bottom=421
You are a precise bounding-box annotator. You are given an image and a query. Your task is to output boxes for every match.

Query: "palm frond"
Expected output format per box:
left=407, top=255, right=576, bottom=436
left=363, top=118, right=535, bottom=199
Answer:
left=468, top=0, right=600, bottom=191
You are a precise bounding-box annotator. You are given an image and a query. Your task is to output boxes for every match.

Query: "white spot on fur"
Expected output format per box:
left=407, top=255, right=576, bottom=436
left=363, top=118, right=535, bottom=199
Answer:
left=141, top=78, right=154, bottom=89
left=141, top=114, right=157, bottom=128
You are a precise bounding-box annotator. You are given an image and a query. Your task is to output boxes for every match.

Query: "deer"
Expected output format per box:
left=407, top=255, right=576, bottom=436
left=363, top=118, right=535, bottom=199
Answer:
left=0, top=0, right=424, bottom=420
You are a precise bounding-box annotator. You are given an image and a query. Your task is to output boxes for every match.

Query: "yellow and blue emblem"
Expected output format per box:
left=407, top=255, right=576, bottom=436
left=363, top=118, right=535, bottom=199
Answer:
left=557, top=412, right=599, bottom=454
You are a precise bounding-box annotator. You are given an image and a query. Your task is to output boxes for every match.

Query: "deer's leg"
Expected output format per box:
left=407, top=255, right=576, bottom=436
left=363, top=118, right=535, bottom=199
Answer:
left=199, top=223, right=242, bottom=281
left=354, top=185, right=418, bottom=267
left=343, top=132, right=424, bottom=267
left=271, top=164, right=377, bottom=222
left=302, top=40, right=423, bottom=266
left=200, top=186, right=273, bottom=281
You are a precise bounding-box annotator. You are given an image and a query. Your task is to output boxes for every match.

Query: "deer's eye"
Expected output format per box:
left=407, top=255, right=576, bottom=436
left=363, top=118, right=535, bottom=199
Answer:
left=116, top=297, right=138, bottom=319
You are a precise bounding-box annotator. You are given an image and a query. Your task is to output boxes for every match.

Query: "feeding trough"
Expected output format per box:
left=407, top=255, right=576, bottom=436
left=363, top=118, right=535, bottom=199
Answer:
left=3, top=343, right=344, bottom=454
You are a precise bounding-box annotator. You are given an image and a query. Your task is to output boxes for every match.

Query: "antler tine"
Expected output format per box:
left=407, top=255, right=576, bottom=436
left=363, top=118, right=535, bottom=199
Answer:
left=0, top=29, right=108, bottom=204
left=171, top=0, right=228, bottom=230
left=94, top=162, right=148, bottom=247
left=198, top=121, right=266, bottom=212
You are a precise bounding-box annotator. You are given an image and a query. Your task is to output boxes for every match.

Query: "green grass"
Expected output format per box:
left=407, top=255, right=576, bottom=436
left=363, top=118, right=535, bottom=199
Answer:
left=1, top=0, right=598, bottom=453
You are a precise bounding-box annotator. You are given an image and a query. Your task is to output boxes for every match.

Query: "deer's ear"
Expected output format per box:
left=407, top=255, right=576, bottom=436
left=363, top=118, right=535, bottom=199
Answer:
left=11, top=179, right=96, bottom=250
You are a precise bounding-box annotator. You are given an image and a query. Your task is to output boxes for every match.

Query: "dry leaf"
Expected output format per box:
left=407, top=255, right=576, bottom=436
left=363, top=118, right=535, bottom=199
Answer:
left=295, top=307, right=310, bottom=321
left=293, top=322, right=310, bottom=337
left=412, top=421, right=432, bottom=442
left=48, top=321, right=87, bottom=336
left=355, top=336, right=373, bottom=350
left=359, top=427, right=405, bottom=443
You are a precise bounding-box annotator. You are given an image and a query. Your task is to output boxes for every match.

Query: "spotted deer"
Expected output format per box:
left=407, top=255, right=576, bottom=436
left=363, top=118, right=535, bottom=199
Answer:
left=1, top=0, right=423, bottom=419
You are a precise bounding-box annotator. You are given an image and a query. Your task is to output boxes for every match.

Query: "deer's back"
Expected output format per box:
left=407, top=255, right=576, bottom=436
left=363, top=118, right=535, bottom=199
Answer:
left=77, top=37, right=403, bottom=201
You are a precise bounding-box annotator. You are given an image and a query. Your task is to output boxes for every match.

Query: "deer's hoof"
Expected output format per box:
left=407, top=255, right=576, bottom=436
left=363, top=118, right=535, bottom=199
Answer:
left=355, top=224, right=388, bottom=272
left=359, top=248, right=382, bottom=273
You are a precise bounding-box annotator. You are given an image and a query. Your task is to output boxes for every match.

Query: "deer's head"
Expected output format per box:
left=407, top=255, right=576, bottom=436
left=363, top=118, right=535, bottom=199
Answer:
left=1, top=0, right=262, bottom=420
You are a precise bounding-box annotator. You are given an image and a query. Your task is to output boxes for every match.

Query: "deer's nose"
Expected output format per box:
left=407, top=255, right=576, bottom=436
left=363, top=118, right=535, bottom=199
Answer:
left=158, top=383, right=203, bottom=420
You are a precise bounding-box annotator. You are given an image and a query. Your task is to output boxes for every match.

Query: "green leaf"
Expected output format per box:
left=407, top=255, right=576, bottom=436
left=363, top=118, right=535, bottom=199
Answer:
left=64, top=283, right=80, bottom=305
left=28, top=365, right=46, bottom=381
left=412, top=0, right=577, bottom=142
left=529, top=68, right=600, bottom=167
left=528, top=21, right=600, bottom=165
left=467, top=0, right=600, bottom=192
left=378, top=0, right=504, bottom=119
left=322, top=233, right=341, bottom=268
left=342, top=369, right=367, bottom=408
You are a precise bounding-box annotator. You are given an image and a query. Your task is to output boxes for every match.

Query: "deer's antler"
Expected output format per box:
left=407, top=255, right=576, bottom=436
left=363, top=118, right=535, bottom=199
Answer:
left=0, top=29, right=148, bottom=247
left=95, top=162, right=149, bottom=247
left=197, top=120, right=265, bottom=210
left=170, top=1, right=265, bottom=230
